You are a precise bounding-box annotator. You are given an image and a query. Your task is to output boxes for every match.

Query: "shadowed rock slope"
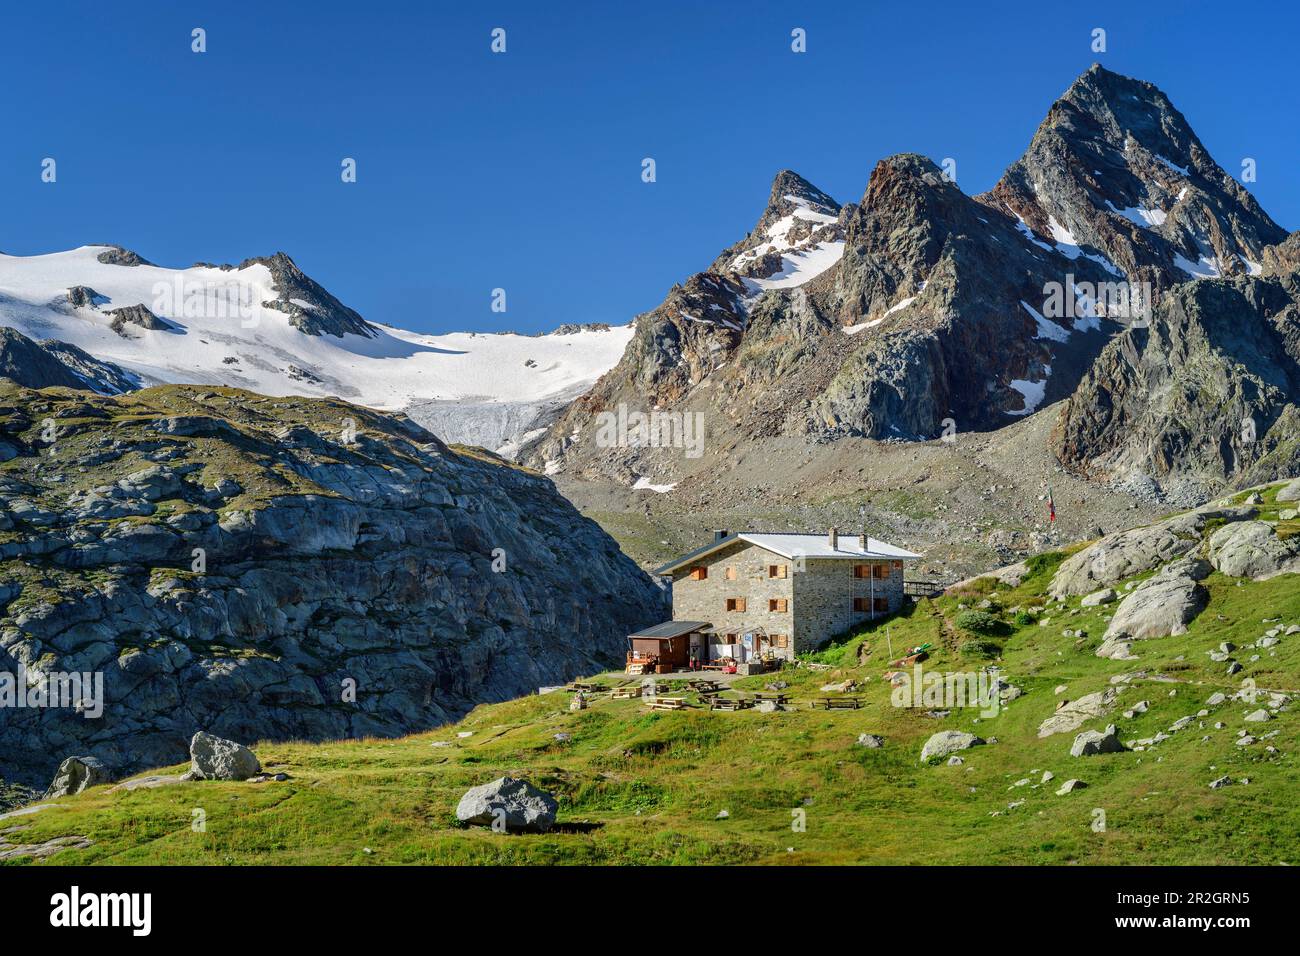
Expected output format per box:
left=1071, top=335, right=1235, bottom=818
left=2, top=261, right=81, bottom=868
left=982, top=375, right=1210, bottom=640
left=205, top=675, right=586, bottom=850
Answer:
left=0, top=383, right=665, bottom=785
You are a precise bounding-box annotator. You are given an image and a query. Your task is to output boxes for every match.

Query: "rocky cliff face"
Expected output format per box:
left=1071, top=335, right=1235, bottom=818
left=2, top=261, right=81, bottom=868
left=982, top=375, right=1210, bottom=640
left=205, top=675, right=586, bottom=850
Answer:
left=1053, top=271, right=1300, bottom=502
left=0, top=328, right=137, bottom=395
left=0, top=383, right=666, bottom=785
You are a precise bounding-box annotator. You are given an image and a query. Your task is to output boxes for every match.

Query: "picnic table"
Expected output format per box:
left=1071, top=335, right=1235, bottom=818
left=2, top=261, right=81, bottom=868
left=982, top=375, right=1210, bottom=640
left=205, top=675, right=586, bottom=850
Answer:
left=647, top=696, right=689, bottom=711
left=610, top=686, right=643, bottom=699
left=566, top=681, right=597, bottom=692
left=687, top=679, right=722, bottom=693
left=709, top=697, right=752, bottom=711
left=810, top=696, right=864, bottom=710
left=749, top=692, right=791, bottom=704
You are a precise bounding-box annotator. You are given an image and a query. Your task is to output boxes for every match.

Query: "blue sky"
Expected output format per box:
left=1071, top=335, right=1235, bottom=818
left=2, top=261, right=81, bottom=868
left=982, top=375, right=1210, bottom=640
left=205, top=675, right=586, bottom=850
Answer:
left=3, top=0, right=1296, bottom=335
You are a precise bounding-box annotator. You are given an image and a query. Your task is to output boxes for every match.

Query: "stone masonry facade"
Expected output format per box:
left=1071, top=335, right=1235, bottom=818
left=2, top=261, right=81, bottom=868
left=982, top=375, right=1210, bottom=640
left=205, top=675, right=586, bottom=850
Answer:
left=668, top=540, right=906, bottom=660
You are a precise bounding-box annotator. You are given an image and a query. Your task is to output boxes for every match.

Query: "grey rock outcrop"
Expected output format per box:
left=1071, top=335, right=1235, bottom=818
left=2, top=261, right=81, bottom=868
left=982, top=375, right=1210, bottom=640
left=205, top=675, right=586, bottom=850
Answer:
left=1049, top=507, right=1247, bottom=597
left=231, top=252, right=377, bottom=339
left=0, top=327, right=136, bottom=395
left=0, top=384, right=666, bottom=786
left=1207, top=521, right=1300, bottom=580
left=1096, top=558, right=1210, bottom=657
left=106, top=303, right=171, bottom=336
left=43, top=756, right=110, bottom=798
left=1038, top=688, right=1117, bottom=737
left=95, top=245, right=153, bottom=267
left=455, top=776, right=557, bottom=832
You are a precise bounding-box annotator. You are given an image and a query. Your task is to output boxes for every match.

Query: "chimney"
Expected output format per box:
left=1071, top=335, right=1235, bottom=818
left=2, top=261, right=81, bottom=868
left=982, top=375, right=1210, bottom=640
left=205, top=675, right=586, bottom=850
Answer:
left=713, top=529, right=729, bottom=541
left=859, top=532, right=868, bottom=552
left=828, top=526, right=839, bottom=550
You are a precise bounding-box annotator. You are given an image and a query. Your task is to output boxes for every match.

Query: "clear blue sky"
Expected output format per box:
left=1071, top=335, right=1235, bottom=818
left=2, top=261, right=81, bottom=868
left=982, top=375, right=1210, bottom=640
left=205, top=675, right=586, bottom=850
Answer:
left=3, top=0, right=1296, bottom=335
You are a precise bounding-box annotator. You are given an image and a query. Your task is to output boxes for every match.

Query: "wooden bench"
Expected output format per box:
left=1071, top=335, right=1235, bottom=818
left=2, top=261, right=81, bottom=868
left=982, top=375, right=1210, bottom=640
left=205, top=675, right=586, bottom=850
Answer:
left=610, top=686, right=643, bottom=699
left=647, top=697, right=688, bottom=711
left=811, top=697, right=864, bottom=710
left=750, top=693, right=791, bottom=704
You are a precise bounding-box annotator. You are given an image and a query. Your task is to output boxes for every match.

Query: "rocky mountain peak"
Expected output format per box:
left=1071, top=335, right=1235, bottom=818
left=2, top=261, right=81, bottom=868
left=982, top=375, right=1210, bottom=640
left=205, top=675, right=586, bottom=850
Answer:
left=234, top=251, right=377, bottom=339
left=1055, top=64, right=1204, bottom=172
left=765, top=169, right=840, bottom=217
left=709, top=170, right=845, bottom=288
left=982, top=66, right=1287, bottom=293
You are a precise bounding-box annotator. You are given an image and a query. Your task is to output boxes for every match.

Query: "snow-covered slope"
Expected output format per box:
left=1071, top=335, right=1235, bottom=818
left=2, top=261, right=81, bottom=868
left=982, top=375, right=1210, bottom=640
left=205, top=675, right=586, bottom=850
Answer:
left=0, top=246, right=632, bottom=452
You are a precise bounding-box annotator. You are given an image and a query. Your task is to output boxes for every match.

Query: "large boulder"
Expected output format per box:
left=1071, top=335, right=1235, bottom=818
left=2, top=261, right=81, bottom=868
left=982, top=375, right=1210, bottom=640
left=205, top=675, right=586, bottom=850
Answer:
left=920, top=730, right=985, bottom=764
left=1037, top=688, right=1117, bottom=737
left=1207, top=521, right=1300, bottom=580
left=456, top=776, right=558, bottom=832
left=188, top=732, right=262, bottom=781
left=43, top=756, right=111, bottom=798
left=1277, top=478, right=1300, bottom=502
left=950, top=560, right=1029, bottom=592
left=1080, top=587, right=1117, bottom=607
left=1096, top=558, right=1210, bottom=658
left=1070, top=724, right=1126, bottom=757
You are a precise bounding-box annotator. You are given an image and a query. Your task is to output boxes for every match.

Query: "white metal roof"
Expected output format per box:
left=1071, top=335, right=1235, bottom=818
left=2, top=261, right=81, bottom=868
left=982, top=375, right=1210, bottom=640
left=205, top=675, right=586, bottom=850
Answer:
left=739, top=533, right=921, bottom=561
left=655, top=532, right=921, bottom=575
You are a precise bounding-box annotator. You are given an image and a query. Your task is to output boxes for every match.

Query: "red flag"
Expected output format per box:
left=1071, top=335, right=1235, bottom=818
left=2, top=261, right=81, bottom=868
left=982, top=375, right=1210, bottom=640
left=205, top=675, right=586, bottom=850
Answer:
left=1047, top=486, right=1056, bottom=523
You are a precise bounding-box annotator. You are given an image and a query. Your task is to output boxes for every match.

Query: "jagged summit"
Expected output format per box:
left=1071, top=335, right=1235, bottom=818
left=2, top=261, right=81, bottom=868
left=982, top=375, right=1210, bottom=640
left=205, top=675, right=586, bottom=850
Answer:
left=525, top=66, right=1300, bottom=497
left=982, top=64, right=1286, bottom=290
left=766, top=169, right=840, bottom=215
left=709, top=169, right=846, bottom=290
left=1058, top=64, right=1204, bottom=170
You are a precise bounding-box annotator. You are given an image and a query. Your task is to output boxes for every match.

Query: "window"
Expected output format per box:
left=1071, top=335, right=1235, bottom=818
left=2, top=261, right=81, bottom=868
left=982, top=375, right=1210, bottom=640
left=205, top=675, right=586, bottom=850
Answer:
left=768, top=598, right=788, bottom=613
left=725, top=597, right=746, bottom=612
left=853, top=597, right=870, bottom=612
left=873, top=563, right=888, bottom=579
left=725, top=566, right=737, bottom=581
left=874, top=597, right=888, bottom=612
left=768, top=564, right=787, bottom=579
left=772, top=634, right=789, bottom=649
left=689, top=566, right=707, bottom=580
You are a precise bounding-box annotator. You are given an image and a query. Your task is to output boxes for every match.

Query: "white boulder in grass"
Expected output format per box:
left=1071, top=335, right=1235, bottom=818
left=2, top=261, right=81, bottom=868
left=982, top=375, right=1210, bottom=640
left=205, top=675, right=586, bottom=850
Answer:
left=920, top=730, right=985, bottom=764
left=1275, top=478, right=1300, bottom=502
left=456, top=776, right=558, bottom=833
left=1070, top=724, right=1126, bottom=757
left=188, top=731, right=262, bottom=781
